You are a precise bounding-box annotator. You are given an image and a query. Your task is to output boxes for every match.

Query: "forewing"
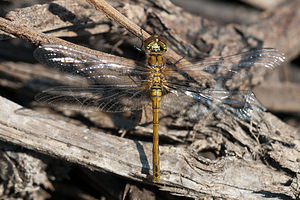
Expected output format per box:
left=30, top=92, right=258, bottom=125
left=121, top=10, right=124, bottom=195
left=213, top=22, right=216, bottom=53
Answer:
left=34, top=45, right=151, bottom=86
left=165, top=48, right=285, bottom=90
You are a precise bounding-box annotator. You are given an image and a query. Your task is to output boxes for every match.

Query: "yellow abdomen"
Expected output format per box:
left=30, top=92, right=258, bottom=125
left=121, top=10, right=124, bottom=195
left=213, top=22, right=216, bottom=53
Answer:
left=151, top=83, right=162, bottom=182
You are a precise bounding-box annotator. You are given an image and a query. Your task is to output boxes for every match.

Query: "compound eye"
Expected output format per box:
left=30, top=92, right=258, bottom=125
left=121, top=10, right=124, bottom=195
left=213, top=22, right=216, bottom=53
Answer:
left=159, top=43, right=167, bottom=52
left=146, top=43, right=152, bottom=51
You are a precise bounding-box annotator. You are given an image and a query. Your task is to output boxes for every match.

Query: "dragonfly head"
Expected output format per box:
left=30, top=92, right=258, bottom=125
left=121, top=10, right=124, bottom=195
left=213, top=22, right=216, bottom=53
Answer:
left=144, top=35, right=167, bottom=54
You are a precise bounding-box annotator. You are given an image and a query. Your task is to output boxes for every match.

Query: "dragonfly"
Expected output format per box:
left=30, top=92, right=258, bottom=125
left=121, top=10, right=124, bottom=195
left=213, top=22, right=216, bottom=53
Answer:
left=34, top=35, right=285, bottom=183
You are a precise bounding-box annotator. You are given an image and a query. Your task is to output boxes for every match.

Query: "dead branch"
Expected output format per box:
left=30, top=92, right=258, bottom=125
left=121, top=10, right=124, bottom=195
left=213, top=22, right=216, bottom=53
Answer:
left=85, top=0, right=150, bottom=39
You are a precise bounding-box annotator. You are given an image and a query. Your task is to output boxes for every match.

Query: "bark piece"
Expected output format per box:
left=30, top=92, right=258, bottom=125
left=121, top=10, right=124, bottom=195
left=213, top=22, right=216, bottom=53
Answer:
left=0, top=96, right=299, bottom=199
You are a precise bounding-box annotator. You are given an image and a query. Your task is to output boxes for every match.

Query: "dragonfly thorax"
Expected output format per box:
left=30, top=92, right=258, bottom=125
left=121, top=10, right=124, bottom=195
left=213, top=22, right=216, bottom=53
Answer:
left=149, top=68, right=164, bottom=83
left=147, top=55, right=165, bottom=67
left=147, top=66, right=167, bottom=90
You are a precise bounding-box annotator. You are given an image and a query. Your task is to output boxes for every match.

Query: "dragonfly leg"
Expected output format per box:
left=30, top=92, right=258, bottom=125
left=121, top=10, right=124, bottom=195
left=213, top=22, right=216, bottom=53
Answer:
left=133, top=28, right=145, bottom=53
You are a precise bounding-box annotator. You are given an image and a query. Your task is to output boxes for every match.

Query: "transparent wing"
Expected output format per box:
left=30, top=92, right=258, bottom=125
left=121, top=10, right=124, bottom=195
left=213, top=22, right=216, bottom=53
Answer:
left=165, top=48, right=285, bottom=90
left=34, top=45, right=151, bottom=86
left=35, top=85, right=150, bottom=112
left=34, top=45, right=152, bottom=112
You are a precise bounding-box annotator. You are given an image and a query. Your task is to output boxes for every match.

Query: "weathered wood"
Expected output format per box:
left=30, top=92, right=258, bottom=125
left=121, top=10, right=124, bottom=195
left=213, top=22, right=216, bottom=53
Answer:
left=171, top=0, right=262, bottom=24
left=0, top=142, right=54, bottom=199
left=0, top=96, right=299, bottom=199
left=254, top=82, right=300, bottom=113
left=4, top=0, right=110, bottom=38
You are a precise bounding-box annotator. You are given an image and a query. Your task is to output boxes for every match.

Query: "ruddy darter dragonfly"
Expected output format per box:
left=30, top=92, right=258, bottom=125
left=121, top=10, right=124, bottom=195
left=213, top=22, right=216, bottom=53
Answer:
left=34, top=35, right=285, bottom=182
